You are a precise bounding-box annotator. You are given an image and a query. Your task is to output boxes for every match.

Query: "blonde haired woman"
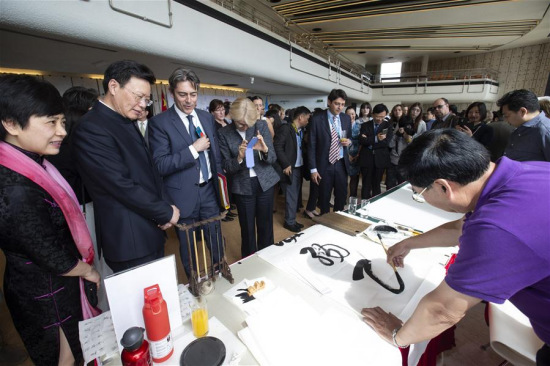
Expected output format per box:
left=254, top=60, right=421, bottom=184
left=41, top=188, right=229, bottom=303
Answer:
left=217, top=98, right=280, bottom=258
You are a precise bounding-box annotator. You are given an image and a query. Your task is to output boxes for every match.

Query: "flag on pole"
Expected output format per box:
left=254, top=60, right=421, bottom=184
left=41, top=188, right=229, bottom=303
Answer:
left=161, top=91, right=168, bottom=111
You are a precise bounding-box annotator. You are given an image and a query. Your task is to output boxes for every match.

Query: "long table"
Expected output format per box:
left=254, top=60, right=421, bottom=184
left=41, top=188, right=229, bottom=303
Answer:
left=99, top=183, right=463, bottom=365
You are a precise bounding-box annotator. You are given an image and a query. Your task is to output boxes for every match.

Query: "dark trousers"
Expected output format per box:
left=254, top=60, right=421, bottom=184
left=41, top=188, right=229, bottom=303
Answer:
left=282, top=167, right=302, bottom=225
left=106, top=248, right=164, bottom=273
left=234, top=177, right=274, bottom=258
left=538, top=344, right=550, bottom=366
left=349, top=174, right=359, bottom=198
left=306, top=175, right=319, bottom=212
left=319, top=159, right=347, bottom=214
left=175, top=180, right=222, bottom=276
left=385, top=163, right=404, bottom=191
left=360, top=165, right=385, bottom=199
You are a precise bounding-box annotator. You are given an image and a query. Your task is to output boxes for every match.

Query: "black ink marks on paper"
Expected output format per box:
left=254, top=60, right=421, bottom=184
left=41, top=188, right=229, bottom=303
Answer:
left=300, top=243, right=350, bottom=266
left=274, top=232, right=305, bottom=246
left=352, top=259, right=405, bottom=294
left=235, top=289, right=255, bottom=303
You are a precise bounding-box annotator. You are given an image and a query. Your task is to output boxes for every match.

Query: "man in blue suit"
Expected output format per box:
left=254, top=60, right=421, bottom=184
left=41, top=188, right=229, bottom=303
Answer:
left=308, top=89, right=352, bottom=214
left=149, top=68, right=223, bottom=277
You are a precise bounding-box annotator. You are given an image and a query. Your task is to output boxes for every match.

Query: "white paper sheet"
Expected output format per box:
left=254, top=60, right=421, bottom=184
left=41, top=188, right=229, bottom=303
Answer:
left=78, top=311, right=118, bottom=364
left=356, top=183, right=463, bottom=232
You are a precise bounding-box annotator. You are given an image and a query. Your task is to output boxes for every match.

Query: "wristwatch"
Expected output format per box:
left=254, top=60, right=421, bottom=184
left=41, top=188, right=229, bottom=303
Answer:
left=392, top=326, right=409, bottom=349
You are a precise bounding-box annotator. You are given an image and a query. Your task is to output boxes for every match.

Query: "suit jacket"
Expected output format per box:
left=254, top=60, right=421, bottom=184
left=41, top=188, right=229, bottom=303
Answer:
left=217, top=120, right=279, bottom=195
left=307, top=110, right=351, bottom=177
left=73, top=101, right=173, bottom=262
left=358, top=119, right=393, bottom=169
left=432, top=114, right=460, bottom=130
left=274, top=123, right=301, bottom=184
left=149, top=106, right=222, bottom=218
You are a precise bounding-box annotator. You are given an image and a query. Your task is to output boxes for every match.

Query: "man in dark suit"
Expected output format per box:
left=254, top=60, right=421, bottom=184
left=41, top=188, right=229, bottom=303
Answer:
left=431, top=97, right=460, bottom=130
left=74, top=60, right=180, bottom=273
left=358, top=103, right=393, bottom=199
left=274, top=106, right=311, bottom=232
left=136, top=103, right=152, bottom=147
left=308, top=89, right=352, bottom=214
left=149, top=68, right=223, bottom=276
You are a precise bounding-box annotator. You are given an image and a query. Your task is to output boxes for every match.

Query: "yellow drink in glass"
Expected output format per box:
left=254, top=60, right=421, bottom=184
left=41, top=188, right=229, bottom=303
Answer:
left=191, top=308, right=209, bottom=338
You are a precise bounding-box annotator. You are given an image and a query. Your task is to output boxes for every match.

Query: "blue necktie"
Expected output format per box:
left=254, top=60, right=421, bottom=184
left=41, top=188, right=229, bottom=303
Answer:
left=187, top=115, right=209, bottom=183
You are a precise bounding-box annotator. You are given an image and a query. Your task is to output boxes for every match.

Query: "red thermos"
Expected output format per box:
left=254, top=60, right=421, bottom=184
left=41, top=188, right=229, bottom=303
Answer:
left=143, top=284, right=174, bottom=363
left=120, top=327, right=152, bottom=366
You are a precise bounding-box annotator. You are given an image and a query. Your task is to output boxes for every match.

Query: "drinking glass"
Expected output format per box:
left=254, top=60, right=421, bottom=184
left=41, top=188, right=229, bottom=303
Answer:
left=340, top=130, right=347, bottom=143
left=360, top=199, right=369, bottom=218
left=348, top=196, right=358, bottom=215
left=191, top=297, right=209, bottom=338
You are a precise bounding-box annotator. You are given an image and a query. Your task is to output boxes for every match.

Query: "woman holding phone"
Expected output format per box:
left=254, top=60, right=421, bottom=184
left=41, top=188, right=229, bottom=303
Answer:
left=217, top=98, right=279, bottom=258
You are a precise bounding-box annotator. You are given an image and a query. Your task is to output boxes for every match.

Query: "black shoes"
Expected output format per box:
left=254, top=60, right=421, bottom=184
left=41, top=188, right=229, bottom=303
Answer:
left=284, top=222, right=303, bottom=233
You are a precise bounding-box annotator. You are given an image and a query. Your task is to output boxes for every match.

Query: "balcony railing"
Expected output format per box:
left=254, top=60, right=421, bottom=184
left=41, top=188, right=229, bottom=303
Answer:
left=375, top=68, right=499, bottom=84
left=209, top=0, right=372, bottom=84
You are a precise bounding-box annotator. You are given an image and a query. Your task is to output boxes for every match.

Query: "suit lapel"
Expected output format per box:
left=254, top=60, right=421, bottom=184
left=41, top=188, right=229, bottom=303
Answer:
left=170, top=106, right=193, bottom=146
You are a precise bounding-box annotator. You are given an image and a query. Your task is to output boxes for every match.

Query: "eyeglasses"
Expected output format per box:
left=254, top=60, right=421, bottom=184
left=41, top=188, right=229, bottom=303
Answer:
left=126, top=88, right=153, bottom=107
left=435, top=104, right=446, bottom=109
left=412, top=185, right=430, bottom=203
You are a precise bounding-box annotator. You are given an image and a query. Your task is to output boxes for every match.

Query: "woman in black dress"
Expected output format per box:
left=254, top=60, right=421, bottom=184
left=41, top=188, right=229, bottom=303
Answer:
left=0, top=74, right=100, bottom=365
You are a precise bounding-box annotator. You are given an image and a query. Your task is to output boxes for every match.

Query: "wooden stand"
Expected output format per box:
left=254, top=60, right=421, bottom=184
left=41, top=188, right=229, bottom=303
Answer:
left=176, top=212, right=234, bottom=297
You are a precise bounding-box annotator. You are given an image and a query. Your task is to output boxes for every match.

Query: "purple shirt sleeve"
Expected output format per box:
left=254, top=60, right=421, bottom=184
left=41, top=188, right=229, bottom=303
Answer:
left=446, top=223, right=547, bottom=304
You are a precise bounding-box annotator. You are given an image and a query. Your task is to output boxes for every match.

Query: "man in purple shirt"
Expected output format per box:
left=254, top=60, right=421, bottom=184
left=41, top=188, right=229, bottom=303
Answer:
left=361, top=129, right=550, bottom=365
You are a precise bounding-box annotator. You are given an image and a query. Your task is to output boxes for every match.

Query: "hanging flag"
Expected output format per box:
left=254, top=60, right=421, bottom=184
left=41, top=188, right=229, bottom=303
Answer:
left=161, top=91, right=168, bottom=111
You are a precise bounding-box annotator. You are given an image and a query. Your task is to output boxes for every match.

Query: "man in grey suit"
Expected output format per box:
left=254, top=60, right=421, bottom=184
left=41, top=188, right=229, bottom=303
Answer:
left=149, top=68, right=223, bottom=276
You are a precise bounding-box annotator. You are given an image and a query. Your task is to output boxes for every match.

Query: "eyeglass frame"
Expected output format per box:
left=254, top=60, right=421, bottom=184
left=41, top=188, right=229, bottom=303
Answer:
left=125, top=87, right=153, bottom=107
left=412, top=185, right=430, bottom=203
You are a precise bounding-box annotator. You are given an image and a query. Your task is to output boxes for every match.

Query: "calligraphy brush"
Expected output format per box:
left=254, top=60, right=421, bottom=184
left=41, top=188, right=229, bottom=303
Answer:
left=208, top=224, right=214, bottom=279
left=200, top=226, right=208, bottom=279
left=193, top=230, right=201, bottom=278
left=377, top=233, right=397, bottom=272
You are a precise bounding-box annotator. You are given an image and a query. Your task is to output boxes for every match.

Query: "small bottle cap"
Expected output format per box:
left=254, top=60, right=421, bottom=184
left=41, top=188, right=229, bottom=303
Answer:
left=121, top=327, right=145, bottom=351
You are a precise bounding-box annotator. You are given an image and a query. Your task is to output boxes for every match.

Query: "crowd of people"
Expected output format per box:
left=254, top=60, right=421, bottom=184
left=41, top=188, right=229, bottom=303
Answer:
left=1, top=59, right=549, bottom=364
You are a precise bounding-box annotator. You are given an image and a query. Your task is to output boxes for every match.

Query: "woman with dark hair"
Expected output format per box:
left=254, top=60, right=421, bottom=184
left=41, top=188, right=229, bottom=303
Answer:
left=359, top=102, right=372, bottom=122
left=209, top=98, right=230, bottom=131
left=0, top=74, right=100, bottom=365
left=389, top=104, right=403, bottom=127
left=347, top=106, right=362, bottom=198
left=408, top=102, right=427, bottom=136
left=456, top=101, right=493, bottom=149
left=48, top=86, right=98, bottom=203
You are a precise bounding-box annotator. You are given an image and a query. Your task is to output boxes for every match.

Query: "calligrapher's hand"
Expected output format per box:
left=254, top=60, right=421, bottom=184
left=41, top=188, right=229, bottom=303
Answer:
left=253, top=131, right=268, bottom=153
left=361, top=307, right=403, bottom=345
left=238, top=140, right=247, bottom=160
left=386, top=239, right=411, bottom=268
left=283, top=166, right=292, bottom=176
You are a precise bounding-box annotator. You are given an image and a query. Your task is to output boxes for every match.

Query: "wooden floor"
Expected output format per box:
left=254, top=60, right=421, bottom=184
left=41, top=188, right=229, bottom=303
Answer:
left=0, top=186, right=507, bottom=365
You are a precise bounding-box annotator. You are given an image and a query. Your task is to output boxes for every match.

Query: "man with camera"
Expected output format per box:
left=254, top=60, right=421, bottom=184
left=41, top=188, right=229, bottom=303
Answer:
left=358, top=104, right=393, bottom=198
left=386, top=116, right=415, bottom=189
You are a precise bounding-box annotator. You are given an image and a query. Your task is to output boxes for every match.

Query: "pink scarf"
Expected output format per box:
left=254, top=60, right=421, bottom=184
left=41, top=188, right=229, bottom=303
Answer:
left=0, top=141, right=100, bottom=319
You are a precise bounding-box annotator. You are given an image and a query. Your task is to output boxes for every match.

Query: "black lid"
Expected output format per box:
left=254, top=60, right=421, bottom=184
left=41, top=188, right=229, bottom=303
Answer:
left=180, top=336, right=226, bottom=366
left=121, top=327, right=145, bottom=351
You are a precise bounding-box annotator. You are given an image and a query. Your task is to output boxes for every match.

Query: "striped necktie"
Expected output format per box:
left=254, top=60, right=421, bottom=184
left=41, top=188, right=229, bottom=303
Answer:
left=328, top=115, right=340, bottom=164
